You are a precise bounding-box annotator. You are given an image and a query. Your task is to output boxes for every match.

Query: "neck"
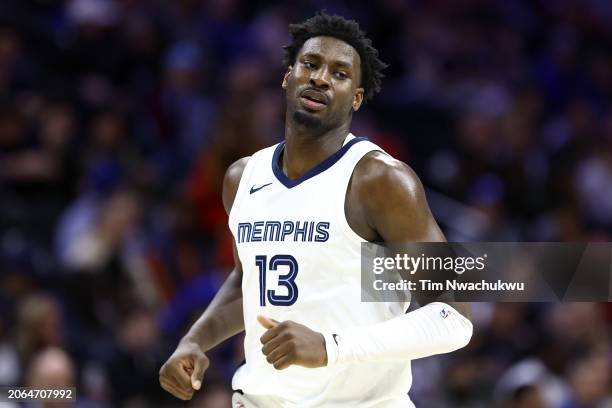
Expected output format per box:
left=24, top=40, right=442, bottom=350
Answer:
left=282, top=116, right=351, bottom=180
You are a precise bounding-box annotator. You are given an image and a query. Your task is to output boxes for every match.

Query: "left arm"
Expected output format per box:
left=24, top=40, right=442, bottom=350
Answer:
left=351, top=151, right=472, bottom=317
left=259, top=152, right=472, bottom=369
left=322, top=152, right=472, bottom=365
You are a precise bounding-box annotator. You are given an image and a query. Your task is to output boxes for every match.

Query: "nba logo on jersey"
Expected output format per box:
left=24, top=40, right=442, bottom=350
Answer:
left=440, top=308, right=451, bottom=319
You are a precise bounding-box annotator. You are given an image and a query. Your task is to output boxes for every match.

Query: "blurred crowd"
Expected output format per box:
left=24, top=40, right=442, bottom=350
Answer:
left=0, top=0, right=611, bottom=407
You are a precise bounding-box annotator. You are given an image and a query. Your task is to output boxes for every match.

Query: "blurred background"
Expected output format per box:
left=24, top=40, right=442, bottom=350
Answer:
left=0, top=0, right=611, bottom=407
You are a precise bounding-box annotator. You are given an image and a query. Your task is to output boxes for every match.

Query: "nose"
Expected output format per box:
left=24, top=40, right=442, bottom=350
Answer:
left=310, top=66, right=331, bottom=89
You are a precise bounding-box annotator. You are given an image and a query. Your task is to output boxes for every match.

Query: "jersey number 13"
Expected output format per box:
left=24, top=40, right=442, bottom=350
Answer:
left=255, top=255, right=298, bottom=306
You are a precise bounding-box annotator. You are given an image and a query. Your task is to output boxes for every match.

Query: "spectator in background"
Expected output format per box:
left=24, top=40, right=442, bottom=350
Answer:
left=17, top=294, right=65, bottom=371
left=107, top=305, right=176, bottom=407
left=56, top=188, right=141, bottom=273
left=563, top=351, right=612, bottom=408
left=26, top=348, right=76, bottom=408
left=25, top=347, right=105, bottom=408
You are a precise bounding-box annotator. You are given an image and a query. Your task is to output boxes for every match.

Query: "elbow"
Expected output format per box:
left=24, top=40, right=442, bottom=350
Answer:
left=445, top=303, right=473, bottom=351
left=440, top=312, right=473, bottom=354
left=453, top=318, right=473, bottom=351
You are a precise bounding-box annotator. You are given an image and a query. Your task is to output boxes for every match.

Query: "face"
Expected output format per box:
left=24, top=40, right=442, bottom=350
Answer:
left=282, top=36, right=364, bottom=131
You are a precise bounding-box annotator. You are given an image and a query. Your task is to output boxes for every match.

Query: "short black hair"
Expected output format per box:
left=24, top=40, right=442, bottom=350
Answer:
left=283, top=12, right=387, bottom=103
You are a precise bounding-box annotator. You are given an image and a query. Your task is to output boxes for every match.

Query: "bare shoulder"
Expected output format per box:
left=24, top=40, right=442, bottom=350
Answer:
left=351, top=150, right=425, bottom=208
left=349, top=150, right=444, bottom=243
left=222, top=156, right=251, bottom=214
left=346, top=150, right=430, bottom=242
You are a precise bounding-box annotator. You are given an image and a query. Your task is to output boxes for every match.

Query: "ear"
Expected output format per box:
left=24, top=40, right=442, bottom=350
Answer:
left=353, top=88, right=364, bottom=111
left=282, top=66, right=292, bottom=89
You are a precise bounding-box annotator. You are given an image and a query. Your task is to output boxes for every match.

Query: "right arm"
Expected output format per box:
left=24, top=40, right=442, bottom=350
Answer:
left=182, top=156, right=250, bottom=350
left=159, top=157, right=249, bottom=400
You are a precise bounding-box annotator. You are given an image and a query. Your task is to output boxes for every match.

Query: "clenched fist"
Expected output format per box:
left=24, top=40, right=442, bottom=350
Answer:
left=258, top=315, right=328, bottom=370
left=159, top=339, right=209, bottom=400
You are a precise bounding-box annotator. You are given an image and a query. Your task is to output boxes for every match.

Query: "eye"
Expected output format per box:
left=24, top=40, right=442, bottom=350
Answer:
left=335, top=71, right=348, bottom=80
left=303, top=61, right=316, bottom=69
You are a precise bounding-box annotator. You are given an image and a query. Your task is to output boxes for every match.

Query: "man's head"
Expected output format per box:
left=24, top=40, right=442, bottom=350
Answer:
left=282, top=12, right=387, bottom=132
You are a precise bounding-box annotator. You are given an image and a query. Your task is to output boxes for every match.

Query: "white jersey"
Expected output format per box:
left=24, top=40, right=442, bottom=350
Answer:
left=229, top=134, right=414, bottom=408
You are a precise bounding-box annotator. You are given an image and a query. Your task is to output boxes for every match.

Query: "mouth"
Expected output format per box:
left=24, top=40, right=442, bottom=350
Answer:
left=299, top=89, right=329, bottom=111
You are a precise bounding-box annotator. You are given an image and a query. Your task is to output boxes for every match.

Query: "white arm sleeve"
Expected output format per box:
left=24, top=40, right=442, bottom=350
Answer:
left=322, top=302, right=473, bottom=365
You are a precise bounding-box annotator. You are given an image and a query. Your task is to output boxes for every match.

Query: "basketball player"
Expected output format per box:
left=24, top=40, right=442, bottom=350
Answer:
left=159, top=13, right=473, bottom=407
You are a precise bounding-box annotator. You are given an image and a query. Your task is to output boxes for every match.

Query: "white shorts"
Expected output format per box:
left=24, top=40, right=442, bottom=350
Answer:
left=231, top=392, right=415, bottom=408
left=232, top=391, right=286, bottom=408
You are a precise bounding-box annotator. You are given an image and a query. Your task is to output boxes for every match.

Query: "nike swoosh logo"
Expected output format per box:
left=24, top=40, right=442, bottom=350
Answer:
left=250, top=182, right=273, bottom=194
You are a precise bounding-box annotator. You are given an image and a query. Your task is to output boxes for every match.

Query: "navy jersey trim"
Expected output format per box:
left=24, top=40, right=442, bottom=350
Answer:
left=272, top=137, right=368, bottom=188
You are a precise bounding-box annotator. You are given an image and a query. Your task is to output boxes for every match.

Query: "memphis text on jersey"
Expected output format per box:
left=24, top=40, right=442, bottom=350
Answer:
left=237, top=220, right=330, bottom=243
